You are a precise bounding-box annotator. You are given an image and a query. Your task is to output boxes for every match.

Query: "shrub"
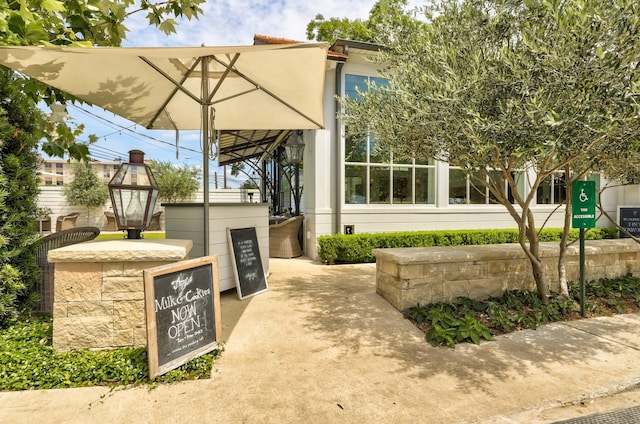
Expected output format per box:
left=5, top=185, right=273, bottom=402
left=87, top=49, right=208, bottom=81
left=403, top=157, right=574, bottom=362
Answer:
left=0, top=68, right=42, bottom=325
left=317, top=227, right=617, bottom=264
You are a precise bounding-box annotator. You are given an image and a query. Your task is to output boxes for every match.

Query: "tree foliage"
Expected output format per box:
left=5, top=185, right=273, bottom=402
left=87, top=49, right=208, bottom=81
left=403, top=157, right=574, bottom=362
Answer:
left=148, top=160, right=199, bottom=203
left=0, top=0, right=206, bottom=160
left=306, top=0, right=419, bottom=44
left=0, top=68, right=41, bottom=325
left=63, top=161, right=109, bottom=209
left=0, top=0, right=205, bottom=325
left=340, top=0, right=640, bottom=302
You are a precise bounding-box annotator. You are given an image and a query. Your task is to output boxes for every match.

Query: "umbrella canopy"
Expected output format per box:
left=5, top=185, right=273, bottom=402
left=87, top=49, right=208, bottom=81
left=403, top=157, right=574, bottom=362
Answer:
left=0, top=43, right=329, bottom=254
left=0, top=44, right=328, bottom=130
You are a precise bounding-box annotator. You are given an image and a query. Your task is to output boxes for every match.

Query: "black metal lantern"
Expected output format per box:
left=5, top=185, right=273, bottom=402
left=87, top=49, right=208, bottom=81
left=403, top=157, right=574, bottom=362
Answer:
left=108, top=150, right=159, bottom=239
left=284, top=130, right=305, bottom=216
left=284, top=130, right=305, bottom=165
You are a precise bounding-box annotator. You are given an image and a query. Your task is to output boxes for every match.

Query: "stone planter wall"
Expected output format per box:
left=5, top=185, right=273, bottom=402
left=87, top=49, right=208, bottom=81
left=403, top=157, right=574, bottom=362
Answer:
left=48, top=239, right=192, bottom=352
left=373, top=239, right=640, bottom=311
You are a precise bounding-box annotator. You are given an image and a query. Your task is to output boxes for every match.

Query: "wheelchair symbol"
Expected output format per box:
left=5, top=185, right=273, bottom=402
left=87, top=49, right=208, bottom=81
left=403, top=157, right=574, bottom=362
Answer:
left=579, top=188, right=589, bottom=203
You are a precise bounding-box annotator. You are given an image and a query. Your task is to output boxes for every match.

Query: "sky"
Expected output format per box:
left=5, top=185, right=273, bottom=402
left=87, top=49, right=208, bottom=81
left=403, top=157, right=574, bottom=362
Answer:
left=62, top=0, right=423, bottom=187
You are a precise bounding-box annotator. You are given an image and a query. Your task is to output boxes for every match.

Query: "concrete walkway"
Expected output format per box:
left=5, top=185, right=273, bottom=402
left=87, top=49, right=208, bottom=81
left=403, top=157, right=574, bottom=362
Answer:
left=1, top=257, right=640, bottom=423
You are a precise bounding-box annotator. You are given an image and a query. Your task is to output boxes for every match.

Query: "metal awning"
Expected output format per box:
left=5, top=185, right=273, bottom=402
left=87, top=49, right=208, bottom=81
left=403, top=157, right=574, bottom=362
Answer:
left=218, top=129, right=290, bottom=166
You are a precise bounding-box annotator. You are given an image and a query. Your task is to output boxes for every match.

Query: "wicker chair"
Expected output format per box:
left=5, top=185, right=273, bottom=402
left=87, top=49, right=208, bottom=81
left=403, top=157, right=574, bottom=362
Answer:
left=269, top=215, right=304, bottom=258
left=55, top=212, right=80, bottom=232
left=148, top=211, right=162, bottom=231
left=34, top=226, right=100, bottom=314
left=104, top=211, right=117, bottom=231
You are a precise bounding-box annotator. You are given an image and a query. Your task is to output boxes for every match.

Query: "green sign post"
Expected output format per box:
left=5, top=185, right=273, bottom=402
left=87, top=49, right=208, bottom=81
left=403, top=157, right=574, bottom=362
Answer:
left=571, top=180, right=596, bottom=317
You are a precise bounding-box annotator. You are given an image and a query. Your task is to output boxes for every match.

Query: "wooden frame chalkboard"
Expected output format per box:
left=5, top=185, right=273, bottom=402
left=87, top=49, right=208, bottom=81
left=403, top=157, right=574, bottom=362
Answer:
left=143, top=256, right=221, bottom=378
left=227, top=226, right=268, bottom=300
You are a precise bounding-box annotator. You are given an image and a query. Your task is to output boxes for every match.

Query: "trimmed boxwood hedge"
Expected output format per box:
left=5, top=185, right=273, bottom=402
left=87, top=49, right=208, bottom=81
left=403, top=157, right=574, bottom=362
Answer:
left=317, top=227, right=618, bottom=264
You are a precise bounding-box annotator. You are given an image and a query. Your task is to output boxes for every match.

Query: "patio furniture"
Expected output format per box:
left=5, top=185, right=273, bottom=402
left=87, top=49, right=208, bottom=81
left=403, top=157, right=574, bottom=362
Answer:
left=148, top=211, right=162, bottom=231
left=37, top=216, right=52, bottom=233
left=34, top=226, right=100, bottom=314
left=104, top=211, right=117, bottom=231
left=56, top=212, right=80, bottom=232
left=269, top=215, right=304, bottom=258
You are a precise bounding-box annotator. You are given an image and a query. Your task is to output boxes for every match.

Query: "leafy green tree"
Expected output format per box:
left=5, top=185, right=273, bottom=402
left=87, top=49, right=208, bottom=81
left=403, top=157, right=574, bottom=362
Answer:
left=0, top=0, right=205, bottom=324
left=148, top=160, right=200, bottom=203
left=340, top=0, right=640, bottom=303
left=63, top=161, right=109, bottom=223
left=0, top=0, right=206, bottom=160
left=0, top=67, right=41, bottom=324
left=306, top=0, right=419, bottom=44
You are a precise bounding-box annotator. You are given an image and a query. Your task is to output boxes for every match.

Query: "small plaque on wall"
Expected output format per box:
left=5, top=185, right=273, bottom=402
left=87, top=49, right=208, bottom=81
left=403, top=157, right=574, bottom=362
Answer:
left=344, top=224, right=355, bottom=235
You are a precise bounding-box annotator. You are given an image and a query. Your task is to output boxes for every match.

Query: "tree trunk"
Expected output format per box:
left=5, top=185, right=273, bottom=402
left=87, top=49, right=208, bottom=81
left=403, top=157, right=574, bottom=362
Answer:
left=530, top=256, right=551, bottom=303
left=524, top=213, right=551, bottom=305
left=557, top=167, right=572, bottom=298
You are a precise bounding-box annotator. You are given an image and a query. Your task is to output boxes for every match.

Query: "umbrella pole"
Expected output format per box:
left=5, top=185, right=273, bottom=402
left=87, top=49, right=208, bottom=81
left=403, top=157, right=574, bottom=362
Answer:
left=202, top=58, right=210, bottom=256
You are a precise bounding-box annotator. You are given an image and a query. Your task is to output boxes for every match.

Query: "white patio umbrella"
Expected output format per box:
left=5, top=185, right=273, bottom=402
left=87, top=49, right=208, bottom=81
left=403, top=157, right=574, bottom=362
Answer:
left=0, top=43, right=328, bottom=254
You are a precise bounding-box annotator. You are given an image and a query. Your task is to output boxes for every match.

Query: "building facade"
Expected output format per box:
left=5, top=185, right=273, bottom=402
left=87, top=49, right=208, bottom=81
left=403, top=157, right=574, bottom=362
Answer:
left=298, top=39, right=635, bottom=260
left=38, top=159, right=121, bottom=186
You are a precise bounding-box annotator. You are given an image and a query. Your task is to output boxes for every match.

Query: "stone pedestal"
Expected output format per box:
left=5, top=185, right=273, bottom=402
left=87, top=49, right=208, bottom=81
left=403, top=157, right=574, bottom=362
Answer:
left=48, top=239, right=192, bottom=352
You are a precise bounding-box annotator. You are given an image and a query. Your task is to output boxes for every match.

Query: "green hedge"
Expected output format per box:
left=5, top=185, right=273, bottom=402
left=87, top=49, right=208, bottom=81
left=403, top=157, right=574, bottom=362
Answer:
left=317, top=228, right=618, bottom=264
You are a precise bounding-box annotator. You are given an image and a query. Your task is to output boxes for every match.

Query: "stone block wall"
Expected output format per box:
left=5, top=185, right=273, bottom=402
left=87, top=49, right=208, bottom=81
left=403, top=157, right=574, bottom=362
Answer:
left=373, top=239, right=640, bottom=311
left=49, top=239, right=192, bottom=352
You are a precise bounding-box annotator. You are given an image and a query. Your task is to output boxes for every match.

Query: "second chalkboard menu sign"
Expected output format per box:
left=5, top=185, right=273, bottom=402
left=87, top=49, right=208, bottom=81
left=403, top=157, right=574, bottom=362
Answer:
left=618, top=206, right=640, bottom=238
left=144, top=256, right=221, bottom=378
left=227, top=226, right=268, bottom=300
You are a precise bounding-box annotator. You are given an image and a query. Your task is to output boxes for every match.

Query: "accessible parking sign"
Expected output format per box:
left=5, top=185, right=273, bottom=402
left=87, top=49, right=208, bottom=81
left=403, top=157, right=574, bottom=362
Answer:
left=571, top=180, right=596, bottom=228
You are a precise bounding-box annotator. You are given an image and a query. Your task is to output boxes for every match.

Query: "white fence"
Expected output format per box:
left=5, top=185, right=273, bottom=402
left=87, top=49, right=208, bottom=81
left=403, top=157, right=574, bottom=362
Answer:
left=37, top=186, right=261, bottom=231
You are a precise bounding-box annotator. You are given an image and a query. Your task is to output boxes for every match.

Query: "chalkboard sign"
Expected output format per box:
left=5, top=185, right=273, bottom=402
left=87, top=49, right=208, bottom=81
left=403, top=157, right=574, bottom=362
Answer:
left=618, top=206, right=640, bottom=238
left=144, top=256, right=221, bottom=378
left=227, top=226, right=268, bottom=300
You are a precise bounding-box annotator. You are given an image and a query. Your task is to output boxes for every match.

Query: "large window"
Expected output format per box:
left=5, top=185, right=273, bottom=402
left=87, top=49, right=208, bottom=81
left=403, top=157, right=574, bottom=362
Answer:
left=344, top=74, right=435, bottom=205
left=449, top=167, right=525, bottom=205
left=537, top=172, right=567, bottom=205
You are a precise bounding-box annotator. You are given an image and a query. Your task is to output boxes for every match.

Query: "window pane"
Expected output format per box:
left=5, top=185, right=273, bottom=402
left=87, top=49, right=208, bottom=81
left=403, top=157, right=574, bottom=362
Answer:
left=537, top=176, right=552, bottom=204
left=345, top=74, right=368, bottom=100
left=345, top=165, right=367, bottom=204
left=469, top=173, right=486, bottom=204
left=415, top=167, right=435, bottom=204
left=370, top=76, right=389, bottom=89
left=553, top=172, right=567, bottom=204
left=415, top=157, right=434, bottom=166
left=345, top=130, right=367, bottom=162
left=487, top=170, right=502, bottom=204
left=449, top=169, right=468, bottom=204
left=393, top=167, right=412, bottom=204
left=369, top=134, right=389, bottom=164
left=508, top=172, right=526, bottom=203
left=370, top=166, right=390, bottom=204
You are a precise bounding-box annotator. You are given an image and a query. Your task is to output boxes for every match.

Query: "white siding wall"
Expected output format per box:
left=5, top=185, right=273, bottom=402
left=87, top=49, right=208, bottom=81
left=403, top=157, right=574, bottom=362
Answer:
left=37, top=187, right=260, bottom=231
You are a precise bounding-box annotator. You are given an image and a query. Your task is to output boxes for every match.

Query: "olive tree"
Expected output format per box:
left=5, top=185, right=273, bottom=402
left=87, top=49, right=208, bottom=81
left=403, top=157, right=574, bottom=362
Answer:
left=148, top=160, right=200, bottom=203
left=341, top=0, right=640, bottom=303
left=63, top=161, right=110, bottom=224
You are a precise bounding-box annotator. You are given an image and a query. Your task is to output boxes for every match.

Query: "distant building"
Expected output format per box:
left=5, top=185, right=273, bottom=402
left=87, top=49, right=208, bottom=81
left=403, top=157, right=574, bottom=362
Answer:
left=38, top=159, right=121, bottom=186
